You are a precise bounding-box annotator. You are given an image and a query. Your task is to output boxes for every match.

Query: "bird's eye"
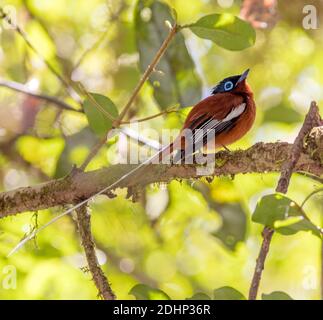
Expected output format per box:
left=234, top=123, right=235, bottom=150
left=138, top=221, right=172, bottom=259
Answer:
left=224, top=81, right=234, bottom=91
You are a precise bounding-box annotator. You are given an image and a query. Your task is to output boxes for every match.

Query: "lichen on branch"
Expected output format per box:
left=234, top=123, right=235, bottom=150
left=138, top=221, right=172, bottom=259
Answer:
left=0, top=132, right=322, bottom=219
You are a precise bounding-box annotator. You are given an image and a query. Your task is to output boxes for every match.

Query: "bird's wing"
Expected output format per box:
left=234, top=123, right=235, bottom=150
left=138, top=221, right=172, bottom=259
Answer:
left=179, top=92, right=246, bottom=152
left=182, top=92, right=244, bottom=130
left=191, top=103, right=246, bottom=150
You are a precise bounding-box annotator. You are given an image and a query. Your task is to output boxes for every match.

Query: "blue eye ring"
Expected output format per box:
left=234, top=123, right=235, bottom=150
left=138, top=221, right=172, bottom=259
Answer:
left=224, top=81, right=234, bottom=91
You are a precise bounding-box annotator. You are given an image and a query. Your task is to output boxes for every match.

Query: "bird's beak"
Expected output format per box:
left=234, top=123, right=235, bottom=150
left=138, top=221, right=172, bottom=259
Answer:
left=237, top=69, right=250, bottom=83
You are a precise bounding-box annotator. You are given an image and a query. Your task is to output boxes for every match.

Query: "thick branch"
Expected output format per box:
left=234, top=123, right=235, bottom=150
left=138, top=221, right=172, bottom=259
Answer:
left=76, top=205, right=116, bottom=300
left=1, top=138, right=322, bottom=219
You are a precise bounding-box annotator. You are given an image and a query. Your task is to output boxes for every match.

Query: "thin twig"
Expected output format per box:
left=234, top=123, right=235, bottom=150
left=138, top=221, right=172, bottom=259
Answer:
left=74, top=30, right=109, bottom=71
left=0, top=78, right=81, bottom=112
left=120, top=107, right=178, bottom=124
left=248, top=226, right=274, bottom=300
left=301, top=187, right=323, bottom=208
left=79, top=23, right=178, bottom=170
left=0, top=78, right=161, bottom=151
left=76, top=205, right=116, bottom=300
left=0, top=8, right=80, bottom=103
left=117, top=23, right=178, bottom=122
left=248, top=101, right=321, bottom=300
left=79, top=103, right=178, bottom=170
left=78, top=83, right=116, bottom=122
left=79, top=134, right=109, bottom=171
left=73, top=2, right=126, bottom=71
left=22, top=0, right=60, bottom=58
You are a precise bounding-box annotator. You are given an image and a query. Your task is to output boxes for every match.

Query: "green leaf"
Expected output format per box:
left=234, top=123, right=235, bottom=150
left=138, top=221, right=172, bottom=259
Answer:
left=188, top=13, right=256, bottom=51
left=252, top=193, right=321, bottom=238
left=213, top=287, right=246, bottom=300
left=262, top=291, right=293, bottom=300
left=83, top=93, right=118, bottom=137
left=129, top=284, right=171, bottom=300
left=135, top=0, right=202, bottom=110
left=187, top=293, right=211, bottom=300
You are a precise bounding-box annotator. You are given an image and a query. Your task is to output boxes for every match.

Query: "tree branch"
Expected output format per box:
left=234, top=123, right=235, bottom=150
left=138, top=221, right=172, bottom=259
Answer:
left=1, top=137, right=322, bottom=219
left=248, top=101, right=322, bottom=300
left=0, top=7, right=80, bottom=103
left=75, top=205, right=116, bottom=300
left=0, top=78, right=81, bottom=112
left=117, top=23, right=178, bottom=122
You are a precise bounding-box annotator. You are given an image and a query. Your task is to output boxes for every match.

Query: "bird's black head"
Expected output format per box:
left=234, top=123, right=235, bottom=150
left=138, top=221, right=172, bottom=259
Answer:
left=211, top=69, right=250, bottom=94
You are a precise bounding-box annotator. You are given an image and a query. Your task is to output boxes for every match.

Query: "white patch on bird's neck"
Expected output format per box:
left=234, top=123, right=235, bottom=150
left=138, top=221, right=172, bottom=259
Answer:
left=223, top=103, right=246, bottom=122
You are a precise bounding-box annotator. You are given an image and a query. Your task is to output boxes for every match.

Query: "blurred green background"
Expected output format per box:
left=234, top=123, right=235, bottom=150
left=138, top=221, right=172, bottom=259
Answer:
left=0, top=0, right=322, bottom=299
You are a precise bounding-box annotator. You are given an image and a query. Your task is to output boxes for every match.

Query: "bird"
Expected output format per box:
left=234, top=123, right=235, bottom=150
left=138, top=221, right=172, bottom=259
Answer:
left=158, top=69, right=256, bottom=164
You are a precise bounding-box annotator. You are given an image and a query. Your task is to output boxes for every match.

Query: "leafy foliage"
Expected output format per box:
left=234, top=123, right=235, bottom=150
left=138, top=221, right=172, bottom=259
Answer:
left=188, top=13, right=256, bottom=51
left=252, top=193, right=321, bottom=238
left=83, top=93, right=119, bottom=137
left=187, top=292, right=212, bottom=300
left=213, top=286, right=246, bottom=300
left=0, top=0, right=322, bottom=300
left=129, top=284, right=171, bottom=300
left=135, top=0, right=202, bottom=110
left=262, top=291, right=293, bottom=300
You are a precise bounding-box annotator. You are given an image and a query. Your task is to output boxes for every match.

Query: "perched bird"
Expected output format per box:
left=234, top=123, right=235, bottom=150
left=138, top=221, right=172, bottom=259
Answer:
left=160, top=69, right=256, bottom=163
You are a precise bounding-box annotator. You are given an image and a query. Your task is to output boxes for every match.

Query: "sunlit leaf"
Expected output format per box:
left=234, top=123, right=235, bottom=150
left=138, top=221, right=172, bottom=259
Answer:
left=129, top=284, right=171, bottom=300
left=213, top=286, right=246, bottom=300
left=187, top=293, right=211, bottom=300
left=262, top=291, right=293, bottom=300
left=135, top=0, right=202, bottom=110
left=83, top=93, right=118, bottom=137
left=252, top=193, right=321, bottom=238
left=188, top=13, right=256, bottom=51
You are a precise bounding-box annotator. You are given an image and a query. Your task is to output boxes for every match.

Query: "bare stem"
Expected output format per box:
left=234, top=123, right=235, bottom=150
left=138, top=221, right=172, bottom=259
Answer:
left=248, top=227, right=274, bottom=300
left=73, top=2, right=126, bottom=71
left=0, top=78, right=80, bottom=112
left=0, top=8, right=80, bottom=103
left=76, top=205, right=116, bottom=300
left=248, top=101, right=321, bottom=300
left=120, top=106, right=178, bottom=124
left=117, top=23, right=178, bottom=122
left=79, top=134, right=109, bottom=171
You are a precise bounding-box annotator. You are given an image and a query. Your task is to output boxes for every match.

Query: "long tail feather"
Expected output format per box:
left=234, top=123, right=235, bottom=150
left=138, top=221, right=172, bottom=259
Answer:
left=8, top=141, right=175, bottom=256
